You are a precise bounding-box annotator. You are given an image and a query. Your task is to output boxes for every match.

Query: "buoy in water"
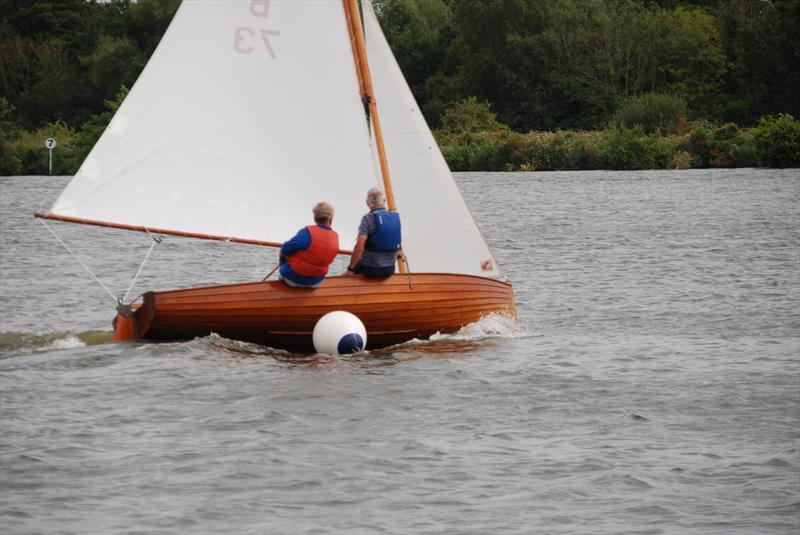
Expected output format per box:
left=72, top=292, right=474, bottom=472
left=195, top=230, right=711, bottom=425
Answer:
left=312, top=311, right=367, bottom=355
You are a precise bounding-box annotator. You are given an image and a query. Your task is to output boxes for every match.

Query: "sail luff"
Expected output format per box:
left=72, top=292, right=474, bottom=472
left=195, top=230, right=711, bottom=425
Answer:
left=343, top=0, right=408, bottom=274
left=361, top=1, right=503, bottom=277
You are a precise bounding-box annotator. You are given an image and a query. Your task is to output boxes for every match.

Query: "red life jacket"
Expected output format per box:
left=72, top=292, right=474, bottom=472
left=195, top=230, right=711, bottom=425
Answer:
left=287, top=225, right=339, bottom=278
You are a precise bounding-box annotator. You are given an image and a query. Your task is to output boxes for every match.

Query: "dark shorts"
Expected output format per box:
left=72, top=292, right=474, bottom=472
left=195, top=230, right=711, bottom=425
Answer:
left=353, top=262, right=395, bottom=279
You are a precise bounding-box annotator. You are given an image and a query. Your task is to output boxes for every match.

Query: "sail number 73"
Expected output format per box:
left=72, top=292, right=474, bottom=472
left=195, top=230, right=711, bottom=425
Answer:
left=234, top=27, right=280, bottom=58
left=233, top=1, right=280, bottom=59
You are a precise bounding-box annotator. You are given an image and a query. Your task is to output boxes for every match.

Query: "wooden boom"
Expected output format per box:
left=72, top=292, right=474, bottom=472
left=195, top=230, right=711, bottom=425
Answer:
left=34, top=211, right=353, bottom=255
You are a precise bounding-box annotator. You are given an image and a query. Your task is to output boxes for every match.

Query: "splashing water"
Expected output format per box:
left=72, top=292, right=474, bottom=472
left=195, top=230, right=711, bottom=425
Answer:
left=0, top=330, right=111, bottom=356
left=428, top=313, right=532, bottom=342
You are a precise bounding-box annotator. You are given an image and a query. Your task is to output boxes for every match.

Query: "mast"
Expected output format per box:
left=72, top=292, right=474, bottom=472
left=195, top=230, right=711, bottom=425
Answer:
left=343, top=0, right=408, bottom=274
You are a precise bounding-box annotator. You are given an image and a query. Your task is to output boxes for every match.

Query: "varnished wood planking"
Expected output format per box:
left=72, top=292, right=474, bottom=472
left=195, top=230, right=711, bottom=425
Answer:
left=119, top=273, right=515, bottom=350
left=154, top=276, right=510, bottom=304
left=154, top=291, right=511, bottom=312
left=150, top=297, right=512, bottom=324
left=151, top=298, right=512, bottom=324
left=151, top=302, right=509, bottom=329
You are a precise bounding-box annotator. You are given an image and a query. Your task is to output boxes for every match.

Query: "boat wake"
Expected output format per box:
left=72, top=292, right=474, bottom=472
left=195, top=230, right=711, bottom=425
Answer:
left=0, top=330, right=112, bottom=356
left=195, top=314, right=531, bottom=363
left=423, top=313, right=531, bottom=343
left=205, top=333, right=290, bottom=358
left=358, top=314, right=533, bottom=357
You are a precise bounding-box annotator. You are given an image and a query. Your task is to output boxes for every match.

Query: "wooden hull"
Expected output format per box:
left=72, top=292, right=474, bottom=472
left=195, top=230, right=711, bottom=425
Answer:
left=112, top=273, right=515, bottom=353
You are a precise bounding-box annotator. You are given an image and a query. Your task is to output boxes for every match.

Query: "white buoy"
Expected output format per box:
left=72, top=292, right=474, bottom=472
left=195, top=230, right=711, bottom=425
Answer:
left=312, top=311, right=367, bottom=355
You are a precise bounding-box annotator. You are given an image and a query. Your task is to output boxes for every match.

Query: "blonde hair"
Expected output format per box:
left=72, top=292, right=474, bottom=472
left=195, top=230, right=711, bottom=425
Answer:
left=313, top=202, right=334, bottom=224
left=366, top=187, right=385, bottom=209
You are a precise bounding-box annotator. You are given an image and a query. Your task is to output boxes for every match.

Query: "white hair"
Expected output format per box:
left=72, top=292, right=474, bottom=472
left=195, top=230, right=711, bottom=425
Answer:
left=366, top=187, right=385, bottom=209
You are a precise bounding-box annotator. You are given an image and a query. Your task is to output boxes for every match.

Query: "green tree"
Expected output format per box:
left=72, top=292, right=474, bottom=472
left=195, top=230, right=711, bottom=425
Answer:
left=597, top=124, right=658, bottom=170
left=539, top=1, right=724, bottom=128
left=651, top=6, right=725, bottom=118
left=753, top=114, right=800, bottom=168
left=1, top=38, right=85, bottom=128
left=716, top=0, right=800, bottom=124
left=82, top=35, right=145, bottom=103
left=377, top=0, right=454, bottom=126
left=0, top=97, right=21, bottom=175
left=438, top=97, right=509, bottom=134
left=0, top=0, right=89, bottom=41
left=448, top=0, right=552, bottom=131
left=70, top=85, right=130, bottom=165
left=127, top=0, right=181, bottom=55
left=612, top=93, right=688, bottom=134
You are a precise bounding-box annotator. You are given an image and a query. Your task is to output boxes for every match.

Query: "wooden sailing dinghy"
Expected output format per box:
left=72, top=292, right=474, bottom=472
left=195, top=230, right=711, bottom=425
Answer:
left=35, top=0, right=515, bottom=352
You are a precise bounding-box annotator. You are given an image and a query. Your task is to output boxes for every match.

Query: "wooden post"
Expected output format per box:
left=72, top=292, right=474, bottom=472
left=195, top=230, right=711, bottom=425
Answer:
left=343, top=0, right=408, bottom=274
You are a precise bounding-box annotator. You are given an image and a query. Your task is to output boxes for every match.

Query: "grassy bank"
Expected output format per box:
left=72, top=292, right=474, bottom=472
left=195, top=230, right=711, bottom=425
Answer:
left=3, top=94, right=799, bottom=175
left=435, top=116, right=800, bottom=172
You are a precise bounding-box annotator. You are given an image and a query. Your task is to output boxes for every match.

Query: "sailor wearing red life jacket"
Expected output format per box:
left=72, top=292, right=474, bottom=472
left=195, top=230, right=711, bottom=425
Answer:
left=279, top=202, right=339, bottom=288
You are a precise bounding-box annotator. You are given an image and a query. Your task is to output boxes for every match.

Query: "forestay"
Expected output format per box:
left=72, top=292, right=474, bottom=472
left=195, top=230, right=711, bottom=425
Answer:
left=45, top=0, right=380, bottom=248
left=362, top=1, right=501, bottom=277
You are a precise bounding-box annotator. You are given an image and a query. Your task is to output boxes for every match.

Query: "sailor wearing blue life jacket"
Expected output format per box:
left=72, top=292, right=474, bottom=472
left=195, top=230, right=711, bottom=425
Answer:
left=279, top=202, right=339, bottom=288
left=346, top=187, right=404, bottom=278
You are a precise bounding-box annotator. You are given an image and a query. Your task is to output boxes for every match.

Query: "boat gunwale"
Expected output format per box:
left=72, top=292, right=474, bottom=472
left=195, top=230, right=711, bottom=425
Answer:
left=149, top=272, right=513, bottom=298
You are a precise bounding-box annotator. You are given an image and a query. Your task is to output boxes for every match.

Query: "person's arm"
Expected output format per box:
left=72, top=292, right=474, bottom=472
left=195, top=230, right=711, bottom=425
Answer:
left=347, top=235, right=367, bottom=271
left=280, top=228, right=311, bottom=257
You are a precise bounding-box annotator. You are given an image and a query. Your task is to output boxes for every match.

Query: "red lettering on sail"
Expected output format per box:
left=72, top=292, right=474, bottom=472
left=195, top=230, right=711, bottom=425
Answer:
left=233, top=27, right=280, bottom=58
left=250, top=0, right=271, bottom=18
left=260, top=29, right=281, bottom=59
left=234, top=1, right=280, bottom=59
left=233, top=26, right=255, bottom=54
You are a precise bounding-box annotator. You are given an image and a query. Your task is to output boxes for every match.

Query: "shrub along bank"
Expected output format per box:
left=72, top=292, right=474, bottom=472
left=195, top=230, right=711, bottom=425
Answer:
left=435, top=99, right=800, bottom=171
left=2, top=94, right=799, bottom=175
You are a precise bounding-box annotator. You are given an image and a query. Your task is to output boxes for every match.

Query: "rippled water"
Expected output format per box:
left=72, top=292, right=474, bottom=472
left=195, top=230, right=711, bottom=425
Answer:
left=1, top=170, right=798, bottom=534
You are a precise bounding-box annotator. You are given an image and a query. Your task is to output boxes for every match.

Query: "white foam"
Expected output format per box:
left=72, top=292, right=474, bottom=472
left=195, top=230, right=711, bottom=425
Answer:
left=427, top=313, right=531, bottom=342
left=204, top=332, right=290, bottom=356
left=46, top=335, right=86, bottom=350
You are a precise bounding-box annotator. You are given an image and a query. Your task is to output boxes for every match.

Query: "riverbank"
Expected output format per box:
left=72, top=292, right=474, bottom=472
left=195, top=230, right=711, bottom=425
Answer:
left=435, top=114, right=800, bottom=172
left=3, top=101, right=798, bottom=175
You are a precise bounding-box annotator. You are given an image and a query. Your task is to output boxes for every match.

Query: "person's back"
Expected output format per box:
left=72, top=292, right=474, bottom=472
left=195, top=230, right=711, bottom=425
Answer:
left=346, top=188, right=402, bottom=279
left=279, top=202, right=339, bottom=288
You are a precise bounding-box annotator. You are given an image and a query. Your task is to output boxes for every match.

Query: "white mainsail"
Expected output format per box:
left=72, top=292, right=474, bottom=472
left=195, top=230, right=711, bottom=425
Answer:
left=362, top=1, right=501, bottom=277
left=47, top=0, right=380, bottom=247
left=45, top=0, right=502, bottom=278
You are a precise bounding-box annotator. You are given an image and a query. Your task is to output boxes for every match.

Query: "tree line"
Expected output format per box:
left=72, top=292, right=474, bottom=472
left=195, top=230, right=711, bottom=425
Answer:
left=1, top=0, right=798, bottom=175
left=377, top=0, right=798, bottom=131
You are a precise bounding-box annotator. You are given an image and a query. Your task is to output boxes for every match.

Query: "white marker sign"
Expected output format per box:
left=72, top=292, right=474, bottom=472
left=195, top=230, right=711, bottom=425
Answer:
left=45, top=138, right=57, bottom=174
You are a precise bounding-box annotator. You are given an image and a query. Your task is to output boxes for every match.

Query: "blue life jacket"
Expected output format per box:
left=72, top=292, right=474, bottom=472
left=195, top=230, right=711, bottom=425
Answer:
left=366, top=209, right=401, bottom=252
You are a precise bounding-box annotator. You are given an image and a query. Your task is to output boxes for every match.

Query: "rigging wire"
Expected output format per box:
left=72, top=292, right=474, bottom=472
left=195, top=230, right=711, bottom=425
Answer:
left=121, top=234, right=162, bottom=304
left=38, top=218, right=118, bottom=304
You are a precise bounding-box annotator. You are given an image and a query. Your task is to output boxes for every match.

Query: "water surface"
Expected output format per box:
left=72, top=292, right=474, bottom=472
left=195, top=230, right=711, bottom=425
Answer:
left=1, top=169, right=798, bottom=534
